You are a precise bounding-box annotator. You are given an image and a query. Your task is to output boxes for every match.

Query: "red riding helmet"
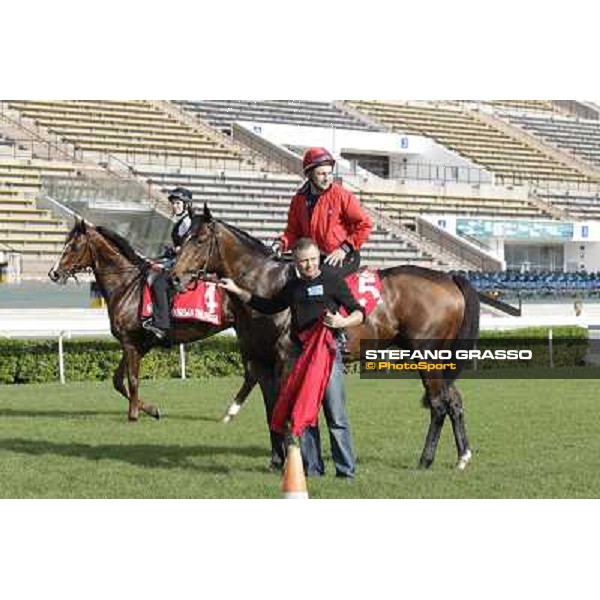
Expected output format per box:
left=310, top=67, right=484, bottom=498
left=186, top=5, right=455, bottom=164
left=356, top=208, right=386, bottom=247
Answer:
left=302, top=147, right=336, bottom=175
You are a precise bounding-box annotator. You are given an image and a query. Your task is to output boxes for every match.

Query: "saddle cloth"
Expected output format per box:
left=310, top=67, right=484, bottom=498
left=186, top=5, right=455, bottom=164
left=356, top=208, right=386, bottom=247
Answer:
left=343, top=269, right=383, bottom=318
left=141, top=281, right=223, bottom=326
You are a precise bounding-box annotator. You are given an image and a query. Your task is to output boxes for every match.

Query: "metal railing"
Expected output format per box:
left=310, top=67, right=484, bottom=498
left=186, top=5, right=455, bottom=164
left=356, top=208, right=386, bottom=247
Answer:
left=390, top=162, right=493, bottom=185
left=519, top=177, right=600, bottom=195
left=231, top=123, right=302, bottom=174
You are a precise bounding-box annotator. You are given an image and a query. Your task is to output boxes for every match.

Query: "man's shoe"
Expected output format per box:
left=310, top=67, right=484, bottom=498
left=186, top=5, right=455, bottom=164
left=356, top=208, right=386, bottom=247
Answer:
left=142, top=320, right=167, bottom=339
left=268, top=457, right=284, bottom=472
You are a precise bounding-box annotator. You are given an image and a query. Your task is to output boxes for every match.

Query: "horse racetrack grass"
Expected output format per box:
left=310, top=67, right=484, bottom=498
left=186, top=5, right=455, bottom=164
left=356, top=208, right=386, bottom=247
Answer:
left=1, top=375, right=599, bottom=498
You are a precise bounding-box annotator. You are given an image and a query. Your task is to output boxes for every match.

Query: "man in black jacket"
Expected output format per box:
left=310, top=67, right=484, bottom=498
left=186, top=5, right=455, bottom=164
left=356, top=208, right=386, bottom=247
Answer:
left=219, top=238, right=364, bottom=478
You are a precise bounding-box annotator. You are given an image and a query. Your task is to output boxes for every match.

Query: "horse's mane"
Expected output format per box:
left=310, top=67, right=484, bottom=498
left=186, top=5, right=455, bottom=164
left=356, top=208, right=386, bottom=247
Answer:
left=220, top=220, right=272, bottom=257
left=95, top=226, right=146, bottom=267
left=190, top=215, right=273, bottom=258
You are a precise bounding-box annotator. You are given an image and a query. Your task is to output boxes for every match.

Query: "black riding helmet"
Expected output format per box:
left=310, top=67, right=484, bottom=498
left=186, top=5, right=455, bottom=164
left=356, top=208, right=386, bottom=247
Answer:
left=168, top=187, right=193, bottom=205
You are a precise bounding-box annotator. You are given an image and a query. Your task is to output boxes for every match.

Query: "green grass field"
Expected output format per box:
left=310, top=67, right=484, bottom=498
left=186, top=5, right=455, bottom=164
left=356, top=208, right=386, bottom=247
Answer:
left=1, top=375, right=599, bottom=498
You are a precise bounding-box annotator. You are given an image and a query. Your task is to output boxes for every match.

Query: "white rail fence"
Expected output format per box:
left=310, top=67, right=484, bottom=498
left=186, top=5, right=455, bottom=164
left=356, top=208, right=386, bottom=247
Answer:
left=0, top=309, right=596, bottom=384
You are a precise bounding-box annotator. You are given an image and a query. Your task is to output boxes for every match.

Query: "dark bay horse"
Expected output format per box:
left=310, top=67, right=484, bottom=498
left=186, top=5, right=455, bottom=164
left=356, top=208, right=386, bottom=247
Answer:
left=48, top=219, right=256, bottom=422
left=171, top=208, right=480, bottom=470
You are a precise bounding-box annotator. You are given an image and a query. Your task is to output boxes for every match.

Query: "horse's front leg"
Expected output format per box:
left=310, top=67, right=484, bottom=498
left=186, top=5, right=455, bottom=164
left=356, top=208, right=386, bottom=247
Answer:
left=112, top=354, right=129, bottom=401
left=222, top=368, right=257, bottom=423
left=123, top=343, right=160, bottom=421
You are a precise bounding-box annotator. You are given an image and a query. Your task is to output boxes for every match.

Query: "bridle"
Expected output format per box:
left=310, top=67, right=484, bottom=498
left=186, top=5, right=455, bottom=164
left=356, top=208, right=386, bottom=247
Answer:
left=187, top=220, right=223, bottom=283
left=55, top=228, right=143, bottom=282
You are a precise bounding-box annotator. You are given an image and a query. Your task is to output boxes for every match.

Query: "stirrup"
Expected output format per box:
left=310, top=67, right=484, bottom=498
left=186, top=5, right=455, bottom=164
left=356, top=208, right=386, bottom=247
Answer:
left=142, top=320, right=167, bottom=339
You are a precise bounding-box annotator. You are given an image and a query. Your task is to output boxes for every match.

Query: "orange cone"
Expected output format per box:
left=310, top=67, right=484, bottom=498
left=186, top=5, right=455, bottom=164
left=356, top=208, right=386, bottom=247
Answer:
left=281, top=445, right=309, bottom=499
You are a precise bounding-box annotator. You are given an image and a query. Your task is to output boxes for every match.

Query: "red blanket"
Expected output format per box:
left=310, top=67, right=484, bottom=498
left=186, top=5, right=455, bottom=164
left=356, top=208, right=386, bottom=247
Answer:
left=141, top=281, right=223, bottom=325
left=270, top=320, right=337, bottom=437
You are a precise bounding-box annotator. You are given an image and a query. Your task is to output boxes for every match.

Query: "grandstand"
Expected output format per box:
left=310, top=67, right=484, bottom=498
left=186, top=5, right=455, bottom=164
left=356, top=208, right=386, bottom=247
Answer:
left=0, top=157, right=96, bottom=277
left=344, top=100, right=589, bottom=185
left=356, top=185, right=551, bottom=228
left=175, top=100, right=378, bottom=134
left=475, top=100, right=558, bottom=114
left=532, top=189, right=600, bottom=221
left=4, top=100, right=247, bottom=169
left=502, top=112, right=600, bottom=171
left=1, top=98, right=600, bottom=291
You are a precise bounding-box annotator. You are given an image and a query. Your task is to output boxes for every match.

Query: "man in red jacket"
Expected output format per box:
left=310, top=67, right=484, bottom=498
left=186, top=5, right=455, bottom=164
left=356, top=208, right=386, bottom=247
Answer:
left=272, top=147, right=373, bottom=277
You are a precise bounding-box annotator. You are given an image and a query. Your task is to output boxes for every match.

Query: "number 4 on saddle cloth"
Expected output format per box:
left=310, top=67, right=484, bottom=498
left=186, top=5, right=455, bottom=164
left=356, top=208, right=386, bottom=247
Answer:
left=342, top=269, right=383, bottom=318
left=141, top=280, right=223, bottom=326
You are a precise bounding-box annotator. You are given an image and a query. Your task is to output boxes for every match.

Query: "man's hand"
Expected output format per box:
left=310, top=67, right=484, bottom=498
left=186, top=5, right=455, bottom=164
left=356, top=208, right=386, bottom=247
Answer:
left=271, top=240, right=283, bottom=257
left=324, top=247, right=347, bottom=268
left=324, top=309, right=364, bottom=329
left=149, top=261, right=165, bottom=272
left=218, top=278, right=252, bottom=303
left=218, top=278, right=242, bottom=295
left=324, top=310, right=347, bottom=329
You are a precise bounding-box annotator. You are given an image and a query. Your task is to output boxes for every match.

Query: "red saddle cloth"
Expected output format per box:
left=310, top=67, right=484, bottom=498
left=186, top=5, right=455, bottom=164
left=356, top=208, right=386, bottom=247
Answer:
left=343, top=269, right=383, bottom=318
left=141, top=281, right=223, bottom=326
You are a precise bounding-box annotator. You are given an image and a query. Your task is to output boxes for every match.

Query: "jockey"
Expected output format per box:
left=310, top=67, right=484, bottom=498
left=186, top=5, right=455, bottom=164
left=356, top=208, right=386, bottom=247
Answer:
left=271, top=147, right=373, bottom=277
left=143, top=187, right=194, bottom=339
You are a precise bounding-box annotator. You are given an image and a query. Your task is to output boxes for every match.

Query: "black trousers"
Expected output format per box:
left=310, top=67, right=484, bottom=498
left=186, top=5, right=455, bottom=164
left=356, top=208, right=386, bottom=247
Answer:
left=150, top=271, right=171, bottom=329
left=320, top=250, right=361, bottom=277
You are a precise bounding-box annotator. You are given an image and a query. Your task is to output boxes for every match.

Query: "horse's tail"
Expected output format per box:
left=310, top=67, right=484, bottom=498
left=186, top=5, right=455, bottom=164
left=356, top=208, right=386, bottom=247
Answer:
left=444, top=274, right=480, bottom=383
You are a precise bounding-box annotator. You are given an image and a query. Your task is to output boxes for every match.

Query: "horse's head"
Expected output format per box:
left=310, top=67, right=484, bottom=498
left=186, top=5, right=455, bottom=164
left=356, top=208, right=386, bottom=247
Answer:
left=48, top=219, right=95, bottom=284
left=171, top=205, right=222, bottom=291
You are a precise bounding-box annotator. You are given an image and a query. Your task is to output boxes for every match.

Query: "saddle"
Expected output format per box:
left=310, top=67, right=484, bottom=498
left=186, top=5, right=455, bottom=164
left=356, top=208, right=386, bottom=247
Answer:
left=141, top=280, right=224, bottom=325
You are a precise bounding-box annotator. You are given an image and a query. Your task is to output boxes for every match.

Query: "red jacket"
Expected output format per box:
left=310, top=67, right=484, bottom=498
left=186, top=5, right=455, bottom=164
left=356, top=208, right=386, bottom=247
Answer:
left=280, top=182, right=373, bottom=254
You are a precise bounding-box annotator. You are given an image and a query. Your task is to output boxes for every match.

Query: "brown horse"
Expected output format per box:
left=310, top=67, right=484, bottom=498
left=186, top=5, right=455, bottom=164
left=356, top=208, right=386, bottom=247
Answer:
left=171, top=208, right=480, bottom=470
left=48, top=219, right=256, bottom=422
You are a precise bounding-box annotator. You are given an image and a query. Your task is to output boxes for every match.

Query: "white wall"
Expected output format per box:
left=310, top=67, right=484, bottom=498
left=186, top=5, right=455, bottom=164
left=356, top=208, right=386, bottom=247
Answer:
left=565, top=241, right=600, bottom=271
left=237, top=121, right=426, bottom=155
left=572, top=221, right=600, bottom=242
left=236, top=121, right=492, bottom=184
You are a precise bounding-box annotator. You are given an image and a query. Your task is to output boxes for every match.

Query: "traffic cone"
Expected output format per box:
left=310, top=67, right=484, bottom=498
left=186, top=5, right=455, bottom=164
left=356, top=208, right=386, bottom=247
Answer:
left=281, top=445, right=308, bottom=499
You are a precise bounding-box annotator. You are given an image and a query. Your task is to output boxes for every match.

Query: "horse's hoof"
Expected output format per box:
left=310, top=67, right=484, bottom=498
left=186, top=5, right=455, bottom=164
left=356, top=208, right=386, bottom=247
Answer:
left=127, top=416, right=138, bottom=423
left=221, top=414, right=232, bottom=424
left=153, top=409, right=161, bottom=421
left=418, top=457, right=434, bottom=470
left=456, top=450, right=472, bottom=471
left=224, top=402, right=241, bottom=422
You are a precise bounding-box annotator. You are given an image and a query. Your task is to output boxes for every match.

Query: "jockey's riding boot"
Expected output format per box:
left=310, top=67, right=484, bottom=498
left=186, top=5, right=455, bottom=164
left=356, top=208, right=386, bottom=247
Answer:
left=147, top=274, right=171, bottom=339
